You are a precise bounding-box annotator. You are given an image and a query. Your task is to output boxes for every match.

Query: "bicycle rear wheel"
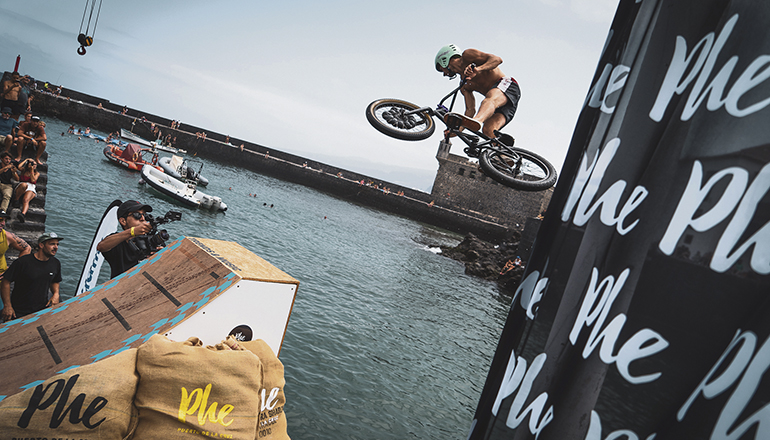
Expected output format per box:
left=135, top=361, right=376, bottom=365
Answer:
left=366, top=99, right=435, bottom=141
left=479, top=147, right=557, bottom=191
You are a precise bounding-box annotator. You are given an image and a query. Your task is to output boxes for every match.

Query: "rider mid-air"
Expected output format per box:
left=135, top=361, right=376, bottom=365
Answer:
left=366, top=45, right=556, bottom=191
left=434, top=44, right=520, bottom=138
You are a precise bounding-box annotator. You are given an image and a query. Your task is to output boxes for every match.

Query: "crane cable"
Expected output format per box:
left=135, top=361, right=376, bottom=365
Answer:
left=77, top=0, right=103, bottom=55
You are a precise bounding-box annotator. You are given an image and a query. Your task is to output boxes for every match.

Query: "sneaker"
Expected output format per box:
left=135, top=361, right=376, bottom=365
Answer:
left=16, top=212, right=24, bottom=223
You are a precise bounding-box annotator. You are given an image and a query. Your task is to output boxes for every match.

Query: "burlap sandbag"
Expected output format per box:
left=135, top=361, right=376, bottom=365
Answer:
left=0, top=347, right=139, bottom=439
left=241, top=340, right=290, bottom=440
left=132, top=334, right=263, bottom=439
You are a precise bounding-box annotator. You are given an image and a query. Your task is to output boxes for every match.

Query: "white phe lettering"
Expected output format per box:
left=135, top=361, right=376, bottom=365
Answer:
left=492, top=350, right=554, bottom=439
left=585, top=410, right=657, bottom=440
left=569, top=268, right=668, bottom=384
left=650, top=14, right=770, bottom=122
left=659, top=161, right=770, bottom=275
left=561, top=138, right=648, bottom=235
left=515, top=270, right=548, bottom=319
left=260, top=387, right=280, bottom=412
left=677, top=329, right=770, bottom=439
left=585, top=63, right=631, bottom=114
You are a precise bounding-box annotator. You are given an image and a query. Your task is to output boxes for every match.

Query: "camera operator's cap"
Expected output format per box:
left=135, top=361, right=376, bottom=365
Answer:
left=117, top=200, right=153, bottom=218
left=38, top=232, right=63, bottom=244
left=0, top=210, right=9, bottom=219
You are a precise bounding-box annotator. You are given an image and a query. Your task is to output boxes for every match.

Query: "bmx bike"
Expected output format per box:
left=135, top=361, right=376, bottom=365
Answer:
left=366, top=79, right=557, bottom=191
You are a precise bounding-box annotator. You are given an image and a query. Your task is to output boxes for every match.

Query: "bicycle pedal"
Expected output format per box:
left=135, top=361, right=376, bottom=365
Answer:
left=496, top=132, right=515, bottom=147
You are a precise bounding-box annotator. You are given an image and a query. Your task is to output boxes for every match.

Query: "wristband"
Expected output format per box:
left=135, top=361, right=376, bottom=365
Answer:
left=130, top=226, right=135, bottom=237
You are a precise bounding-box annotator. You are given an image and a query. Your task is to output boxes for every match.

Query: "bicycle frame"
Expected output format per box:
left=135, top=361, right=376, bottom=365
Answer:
left=404, top=79, right=518, bottom=161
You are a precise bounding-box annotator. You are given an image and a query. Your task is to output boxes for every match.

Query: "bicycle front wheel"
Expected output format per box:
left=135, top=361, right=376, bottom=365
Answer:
left=366, top=99, right=435, bottom=141
left=479, top=147, right=557, bottom=191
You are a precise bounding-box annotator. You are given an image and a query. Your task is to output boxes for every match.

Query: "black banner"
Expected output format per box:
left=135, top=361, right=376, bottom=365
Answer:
left=469, top=0, right=770, bottom=439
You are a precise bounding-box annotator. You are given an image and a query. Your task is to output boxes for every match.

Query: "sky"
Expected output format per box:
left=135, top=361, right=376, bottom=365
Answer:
left=0, top=0, right=618, bottom=191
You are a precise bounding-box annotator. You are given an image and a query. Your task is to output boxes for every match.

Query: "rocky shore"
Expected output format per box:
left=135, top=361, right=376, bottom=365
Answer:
left=439, top=232, right=527, bottom=295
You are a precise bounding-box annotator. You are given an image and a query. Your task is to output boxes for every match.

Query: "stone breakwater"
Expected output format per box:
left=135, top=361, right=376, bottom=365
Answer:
left=439, top=233, right=527, bottom=295
left=31, top=88, right=517, bottom=242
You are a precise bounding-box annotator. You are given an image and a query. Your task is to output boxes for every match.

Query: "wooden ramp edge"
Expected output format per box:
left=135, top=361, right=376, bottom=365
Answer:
left=0, top=236, right=298, bottom=398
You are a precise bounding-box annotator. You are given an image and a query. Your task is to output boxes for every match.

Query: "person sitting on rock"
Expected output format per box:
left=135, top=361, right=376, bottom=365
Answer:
left=14, top=115, right=47, bottom=164
left=13, top=158, right=39, bottom=223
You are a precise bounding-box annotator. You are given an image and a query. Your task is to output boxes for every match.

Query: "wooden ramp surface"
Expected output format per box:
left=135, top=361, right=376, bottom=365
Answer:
left=0, top=236, right=298, bottom=397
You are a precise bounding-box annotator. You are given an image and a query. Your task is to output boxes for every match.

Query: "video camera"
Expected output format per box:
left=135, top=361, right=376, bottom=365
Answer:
left=129, top=210, right=182, bottom=257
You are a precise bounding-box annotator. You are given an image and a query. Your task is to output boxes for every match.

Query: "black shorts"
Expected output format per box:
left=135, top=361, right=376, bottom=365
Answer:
left=0, top=99, right=24, bottom=116
left=494, top=78, right=520, bottom=125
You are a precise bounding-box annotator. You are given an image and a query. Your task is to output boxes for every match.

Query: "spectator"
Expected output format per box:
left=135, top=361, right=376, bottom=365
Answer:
left=0, top=107, right=18, bottom=153
left=1, top=72, right=25, bottom=121
left=0, top=152, right=18, bottom=212
left=0, top=231, right=63, bottom=321
left=15, top=115, right=47, bottom=164
left=0, top=209, right=31, bottom=276
left=96, top=200, right=154, bottom=278
left=13, top=158, right=39, bottom=223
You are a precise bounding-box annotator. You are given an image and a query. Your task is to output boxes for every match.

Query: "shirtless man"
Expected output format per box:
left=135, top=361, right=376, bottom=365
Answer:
left=1, top=73, right=24, bottom=121
left=15, top=116, right=46, bottom=164
left=434, top=45, right=521, bottom=138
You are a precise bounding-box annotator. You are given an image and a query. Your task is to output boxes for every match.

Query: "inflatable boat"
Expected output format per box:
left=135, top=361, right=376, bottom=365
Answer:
left=141, top=165, right=227, bottom=211
left=159, top=155, right=209, bottom=186
left=120, top=128, right=186, bottom=154
left=104, top=143, right=162, bottom=172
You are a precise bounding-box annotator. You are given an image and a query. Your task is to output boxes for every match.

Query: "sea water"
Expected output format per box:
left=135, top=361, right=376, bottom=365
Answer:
left=41, top=117, right=512, bottom=439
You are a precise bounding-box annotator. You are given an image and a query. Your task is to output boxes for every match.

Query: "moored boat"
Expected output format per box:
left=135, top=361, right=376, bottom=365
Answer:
left=141, top=164, right=227, bottom=211
left=159, top=155, right=209, bottom=186
left=120, top=128, right=187, bottom=154
left=103, top=143, right=162, bottom=172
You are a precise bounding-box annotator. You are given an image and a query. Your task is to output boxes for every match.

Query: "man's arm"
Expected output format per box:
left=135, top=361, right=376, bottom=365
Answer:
left=96, top=229, right=133, bottom=253
left=1, top=278, right=14, bottom=321
left=6, top=231, right=30, bottom=257
left=462, top=48, right=503, bottom=78
left=47, top=282, right=60, bottom=306
left=15, top=123, right=31, bottom=140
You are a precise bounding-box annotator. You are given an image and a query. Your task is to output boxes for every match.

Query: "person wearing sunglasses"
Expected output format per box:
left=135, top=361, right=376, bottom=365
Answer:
left=97, top=200, right=154, bottom=278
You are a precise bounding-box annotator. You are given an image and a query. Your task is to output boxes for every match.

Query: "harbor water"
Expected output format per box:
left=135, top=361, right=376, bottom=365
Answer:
left=41, top=117, right=512, bottom=439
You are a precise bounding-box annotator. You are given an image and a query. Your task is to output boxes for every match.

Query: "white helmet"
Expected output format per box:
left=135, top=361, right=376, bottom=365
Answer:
left=435, top=44, right=462, bottom=71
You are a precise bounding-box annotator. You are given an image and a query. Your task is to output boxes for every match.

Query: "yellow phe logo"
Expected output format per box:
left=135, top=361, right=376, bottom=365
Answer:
left=178, top=383, right=234, bottom=427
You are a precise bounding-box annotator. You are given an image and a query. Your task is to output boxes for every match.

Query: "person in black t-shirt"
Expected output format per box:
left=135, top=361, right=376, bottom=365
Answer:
left=1, top=232, right=63, bottom=321
left=97, top=200, right=154, bottom=279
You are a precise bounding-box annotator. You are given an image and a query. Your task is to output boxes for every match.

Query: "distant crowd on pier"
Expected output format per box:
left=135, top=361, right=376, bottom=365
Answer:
left=0, top=71, right=63, bottom=323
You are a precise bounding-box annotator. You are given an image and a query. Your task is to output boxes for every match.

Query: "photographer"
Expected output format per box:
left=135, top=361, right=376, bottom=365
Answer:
left=96, top=200, right=155, bottom=278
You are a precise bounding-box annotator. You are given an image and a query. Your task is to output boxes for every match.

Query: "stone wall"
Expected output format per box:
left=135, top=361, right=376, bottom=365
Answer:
left=30, top=90, right=515, bottom=242
left=431, top=152, right=552, bottom=229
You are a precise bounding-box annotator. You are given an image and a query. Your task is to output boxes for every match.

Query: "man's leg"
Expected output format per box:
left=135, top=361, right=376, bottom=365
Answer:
left=34, top=140, right=46, bottom=164
left=15, top=138, right=25, bottom=160
left=2, top=135, right=12, bottom=153
left=475, top=88, right=509, bottom=137
left=481, top=113, right=508, bottom=138
left=0, top=183, right=11, bottom=212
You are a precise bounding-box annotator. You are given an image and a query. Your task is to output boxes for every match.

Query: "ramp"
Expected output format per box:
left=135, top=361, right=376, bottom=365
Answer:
left=0, top=236, right=298, bottom=397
